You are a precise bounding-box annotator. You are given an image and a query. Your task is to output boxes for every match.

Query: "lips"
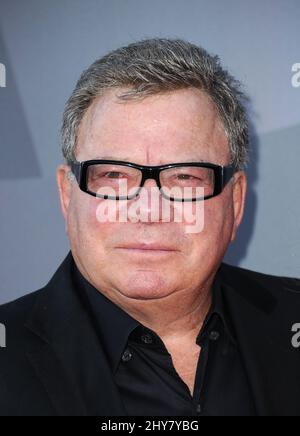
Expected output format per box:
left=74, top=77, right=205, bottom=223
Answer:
left=117, top=243, right=177, bottom=251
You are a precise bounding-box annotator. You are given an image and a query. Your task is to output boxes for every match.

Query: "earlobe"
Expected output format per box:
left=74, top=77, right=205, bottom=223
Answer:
left=56, top=165, right=72, bottom=220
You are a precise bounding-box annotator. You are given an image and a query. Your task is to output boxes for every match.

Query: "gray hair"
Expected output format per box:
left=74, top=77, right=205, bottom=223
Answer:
left=61, top=38, right=249, bottom=169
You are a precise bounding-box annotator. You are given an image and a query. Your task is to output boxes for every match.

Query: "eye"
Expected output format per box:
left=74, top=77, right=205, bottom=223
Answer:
left=176, top=174, right=197, bottom=180
left=175, top=174, right=205, bottom=183
left=103, top=171, right=124, bottom=179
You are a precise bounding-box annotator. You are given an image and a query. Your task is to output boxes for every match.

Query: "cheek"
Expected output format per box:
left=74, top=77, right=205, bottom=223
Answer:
left=201, top=196, right=235, bottom=252
left=182, top=197, right=234, bottom=261
left=68, top=194, right=111, bottom=246
left=73, top=195, right=115, bottom=227
left=177, top=198, right=228, bottom=237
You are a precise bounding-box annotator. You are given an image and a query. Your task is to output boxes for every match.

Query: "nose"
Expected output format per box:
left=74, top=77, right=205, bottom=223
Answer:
left=136, top=177, right=161, bottom=201
left=142, top=178, right=159, bottom=189
left=127, top=177, right=166, bottom=223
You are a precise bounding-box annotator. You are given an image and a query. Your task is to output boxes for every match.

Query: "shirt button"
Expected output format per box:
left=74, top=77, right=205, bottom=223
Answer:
left=209, top=330, right=220, bottom=341
left=141, top=333, right=153, bottom=344
left=196, top=404, right=202, bottom=414
left=122, top=349, right=133, bottom=362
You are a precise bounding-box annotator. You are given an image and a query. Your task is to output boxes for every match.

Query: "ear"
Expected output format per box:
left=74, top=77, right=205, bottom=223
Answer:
left=56, top=164, right=73, bottom=221
left=230, top=171, right=247, bottom=242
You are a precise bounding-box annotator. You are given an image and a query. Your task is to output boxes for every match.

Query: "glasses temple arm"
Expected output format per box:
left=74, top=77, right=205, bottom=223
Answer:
left=70, top=161, right=81, bottom=183
left=222, top=165, right=237, bottom=186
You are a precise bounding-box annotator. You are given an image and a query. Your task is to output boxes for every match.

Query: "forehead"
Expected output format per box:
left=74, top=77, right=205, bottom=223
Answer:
left=76, top=87, right=229, bottom=165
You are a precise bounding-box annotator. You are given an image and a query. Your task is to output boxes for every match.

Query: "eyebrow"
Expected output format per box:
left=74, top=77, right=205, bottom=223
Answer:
left=94, top=155, right=132, bottom=161
left=92, top=156, right=207, bottom=164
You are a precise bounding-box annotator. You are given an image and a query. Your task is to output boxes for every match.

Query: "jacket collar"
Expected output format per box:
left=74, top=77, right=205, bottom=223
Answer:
left=218, top=263, right=300, bottom=416
left=72, top=262, right=140, bottom=375
left=24, top=251, right=127, bottom=416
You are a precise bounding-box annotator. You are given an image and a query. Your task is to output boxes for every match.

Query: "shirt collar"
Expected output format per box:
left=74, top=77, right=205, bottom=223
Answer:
left=72, top=264, right=140, bottom=374
left=197, top=268, right=237, bottom=346
left=73, top=261, right=236, bottom=374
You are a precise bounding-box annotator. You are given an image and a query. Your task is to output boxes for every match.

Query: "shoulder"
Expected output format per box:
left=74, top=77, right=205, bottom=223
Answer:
left=0, top=289, right=44, bottom=352
left=219, top=262, right=300, bottom=296
left=0, top=251, right=74, bottom=322
left=0, top=289, right=42, bottom=325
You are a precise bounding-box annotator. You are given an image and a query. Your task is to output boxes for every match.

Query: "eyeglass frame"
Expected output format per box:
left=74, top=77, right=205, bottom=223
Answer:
left=69, top=159, right=237, bottom=202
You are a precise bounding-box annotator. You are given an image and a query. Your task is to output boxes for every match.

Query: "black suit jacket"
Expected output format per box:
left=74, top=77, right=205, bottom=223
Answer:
left=0, top=251, right=300, bottom=416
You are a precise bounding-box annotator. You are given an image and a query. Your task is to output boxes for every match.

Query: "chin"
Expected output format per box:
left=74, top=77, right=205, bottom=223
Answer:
left=117, top=270, right=174, bottom=300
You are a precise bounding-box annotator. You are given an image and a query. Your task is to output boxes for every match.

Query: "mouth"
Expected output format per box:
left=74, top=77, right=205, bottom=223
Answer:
left=116, top=243, right=178, bottom=252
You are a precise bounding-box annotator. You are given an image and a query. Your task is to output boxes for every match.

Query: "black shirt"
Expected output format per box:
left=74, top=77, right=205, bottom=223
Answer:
left=73, top=264, right=256, bottom=416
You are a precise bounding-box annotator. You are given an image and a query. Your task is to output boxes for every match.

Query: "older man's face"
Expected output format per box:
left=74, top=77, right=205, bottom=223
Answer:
left=57, top=87, right=246, bottom=300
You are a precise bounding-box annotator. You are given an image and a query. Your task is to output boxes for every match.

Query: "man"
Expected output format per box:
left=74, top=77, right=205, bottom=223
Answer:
left=0, top=38, right=299, bottom=416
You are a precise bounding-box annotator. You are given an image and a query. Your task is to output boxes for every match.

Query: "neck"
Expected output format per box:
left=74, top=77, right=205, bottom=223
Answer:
left=92, top=273, right=214, bottom=343
left=74, top=255, right=216, bottom=344
left=132, top=285, right=212, bottom=343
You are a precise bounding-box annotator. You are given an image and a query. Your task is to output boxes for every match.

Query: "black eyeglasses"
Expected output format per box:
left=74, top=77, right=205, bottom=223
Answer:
left=70, top=159, right=237, bottom=202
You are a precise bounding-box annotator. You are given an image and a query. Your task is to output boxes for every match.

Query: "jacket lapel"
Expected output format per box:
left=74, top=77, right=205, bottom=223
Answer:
left=220, top=265, right=300, bottom=416
left=24, top=252, right=127, bottom=416
left=26, top=343, right=87, bottom=416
